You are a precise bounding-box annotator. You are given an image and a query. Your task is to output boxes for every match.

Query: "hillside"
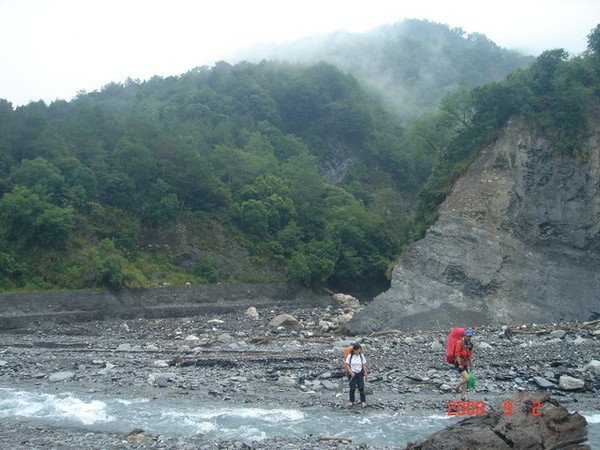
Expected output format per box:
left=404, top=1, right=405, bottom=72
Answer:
left=0, top=61, right=414, bottom=292
left=233, top=19, right=534, bottom=118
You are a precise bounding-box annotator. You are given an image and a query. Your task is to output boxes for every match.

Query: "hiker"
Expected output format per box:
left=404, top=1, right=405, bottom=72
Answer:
left=345, top=343, right=368, bottom=407
left=452, top=329, right=474, bottom=400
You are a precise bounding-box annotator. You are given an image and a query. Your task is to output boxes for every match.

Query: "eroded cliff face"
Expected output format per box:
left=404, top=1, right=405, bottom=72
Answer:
left=347, top=117, right=600, bottom=333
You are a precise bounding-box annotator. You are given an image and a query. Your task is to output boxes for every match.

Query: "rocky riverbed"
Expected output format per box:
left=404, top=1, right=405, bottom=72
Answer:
left=0, top=295, right=599, bottom=449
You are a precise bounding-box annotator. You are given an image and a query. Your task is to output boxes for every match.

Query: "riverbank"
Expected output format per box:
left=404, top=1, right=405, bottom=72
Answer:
left=0, top=294, right=598, bottom=448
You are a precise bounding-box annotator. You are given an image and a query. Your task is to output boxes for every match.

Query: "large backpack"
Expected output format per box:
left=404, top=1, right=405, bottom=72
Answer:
left=445, top=327, right=465, bottom=364
left=342, top=346, right=353, bottom=375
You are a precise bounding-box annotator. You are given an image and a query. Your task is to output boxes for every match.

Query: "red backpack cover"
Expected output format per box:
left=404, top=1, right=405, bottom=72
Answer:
left=445, top=327, right=465, bottom=364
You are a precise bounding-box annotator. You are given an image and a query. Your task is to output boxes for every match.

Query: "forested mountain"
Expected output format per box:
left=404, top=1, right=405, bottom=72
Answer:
left=233, top=19, right=535, bottom=118
left=0, top=62, right=417, bottom=292
left=0, top=23, right=597, bottom=295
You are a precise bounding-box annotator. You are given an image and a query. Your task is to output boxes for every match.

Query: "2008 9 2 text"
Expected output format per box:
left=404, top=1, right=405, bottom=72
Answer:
left=447, top=401, right=542, bottom=417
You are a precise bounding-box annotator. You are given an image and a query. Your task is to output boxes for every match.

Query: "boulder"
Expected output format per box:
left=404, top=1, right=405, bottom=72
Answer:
left=245, top=307, right=259, bottom=319
left=559, top=375, right=585, bottom=391
left=549, top=330, right=566, bottom=339
left=148, top=373, right=175, bottom=388
left=331, top=293, right=361, bottom=310
left=48, top=371, right=75, bottom=382
left=405, top=392, right=588, bottom=450
left=268, top=314, right=299, bottom=328
left=275, top=376, right=297, bottom=387
left=583, top=360, right=600, bottom=375
left=532, top=376, right=554, bottom=389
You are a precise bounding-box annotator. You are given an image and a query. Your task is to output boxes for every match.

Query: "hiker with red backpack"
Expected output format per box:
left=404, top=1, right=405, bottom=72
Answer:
left=344, top=343, right=368, bottom=407
left=448, top=328, right=474, bottom=400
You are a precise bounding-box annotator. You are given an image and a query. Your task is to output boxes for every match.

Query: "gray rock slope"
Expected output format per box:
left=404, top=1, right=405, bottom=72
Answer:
left=347, top=117, right=600, bottom=333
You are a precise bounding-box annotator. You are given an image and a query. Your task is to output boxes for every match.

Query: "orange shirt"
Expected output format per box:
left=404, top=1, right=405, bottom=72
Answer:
left=454, top=339, right=472, bottom=363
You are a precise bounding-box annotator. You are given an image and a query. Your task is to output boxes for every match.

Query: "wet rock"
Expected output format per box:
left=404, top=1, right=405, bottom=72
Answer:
left=405, top=392, right=588, bottom=450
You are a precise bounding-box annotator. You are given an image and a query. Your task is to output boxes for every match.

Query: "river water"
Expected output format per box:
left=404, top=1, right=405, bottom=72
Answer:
left=0, top=387, right=598, bottom=448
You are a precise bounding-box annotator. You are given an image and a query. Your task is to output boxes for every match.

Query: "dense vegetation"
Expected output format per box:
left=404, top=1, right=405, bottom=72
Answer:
left=236, top=19, right=534, bottom=119
left=0, top=24, right=598, bottom=293
left=0, top=61, right=419, bottom=292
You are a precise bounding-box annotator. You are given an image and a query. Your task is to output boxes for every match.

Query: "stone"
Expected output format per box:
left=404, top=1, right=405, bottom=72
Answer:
left=268, top=314, right=299, bottom=328
left=331, top=293, right=361, bottom=310
left=116, top=343, right=132, bottom=351
left=558, top=375, right=585, bottom=391
left=49, top=371, right=75, bottom=382
left=321, top=380, right=337, bottom=390
left=405, top=392, right=587, bottom=450
left=217, top=333, right=234, bottom=343
left=148, top=373, right=175, bottom=388
left=583, top=359, right=600, bottom=375
left=573, top=336, right=587, bottom=345
left=478, top=341, right=493, bottom=350
left=184, top=335, right=199, bottom=341
left=245, top=307, right=259, bottom=319
left=275, top=376, right=297, bottom=387
left=549, top=330, right=566, bottom=339
left=336, top=313, right=353, bottom=324
left=431, top=341, right=444, bottom=351
left=532, top=376, right=554, bottom=389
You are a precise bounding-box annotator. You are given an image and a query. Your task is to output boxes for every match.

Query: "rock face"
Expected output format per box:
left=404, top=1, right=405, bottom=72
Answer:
left=405, top=392, right=589, bottom=450
left=347, top=117, right=600, bottom=333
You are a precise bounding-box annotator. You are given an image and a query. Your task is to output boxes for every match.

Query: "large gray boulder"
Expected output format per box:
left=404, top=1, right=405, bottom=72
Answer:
left=405, top=392, right=589, bottom=450
left=347, top=117, right=600, bottom=333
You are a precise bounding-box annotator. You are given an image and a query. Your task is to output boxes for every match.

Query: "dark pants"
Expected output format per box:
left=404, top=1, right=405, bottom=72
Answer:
left=349, top=370, right=366, bottom=403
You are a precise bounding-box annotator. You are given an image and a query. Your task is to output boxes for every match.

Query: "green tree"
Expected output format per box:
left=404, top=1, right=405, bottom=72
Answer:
left=10, top=157, right=65, bottom=198
left=587, top=24, right=600, bottom=53
left=0, top=186, right=74, bottom=249
left=286, top=240, right=338, bottom=287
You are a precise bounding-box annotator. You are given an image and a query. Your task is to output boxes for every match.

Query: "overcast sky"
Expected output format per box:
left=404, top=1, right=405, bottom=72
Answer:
left=1, top=0, right=598, bottom=107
